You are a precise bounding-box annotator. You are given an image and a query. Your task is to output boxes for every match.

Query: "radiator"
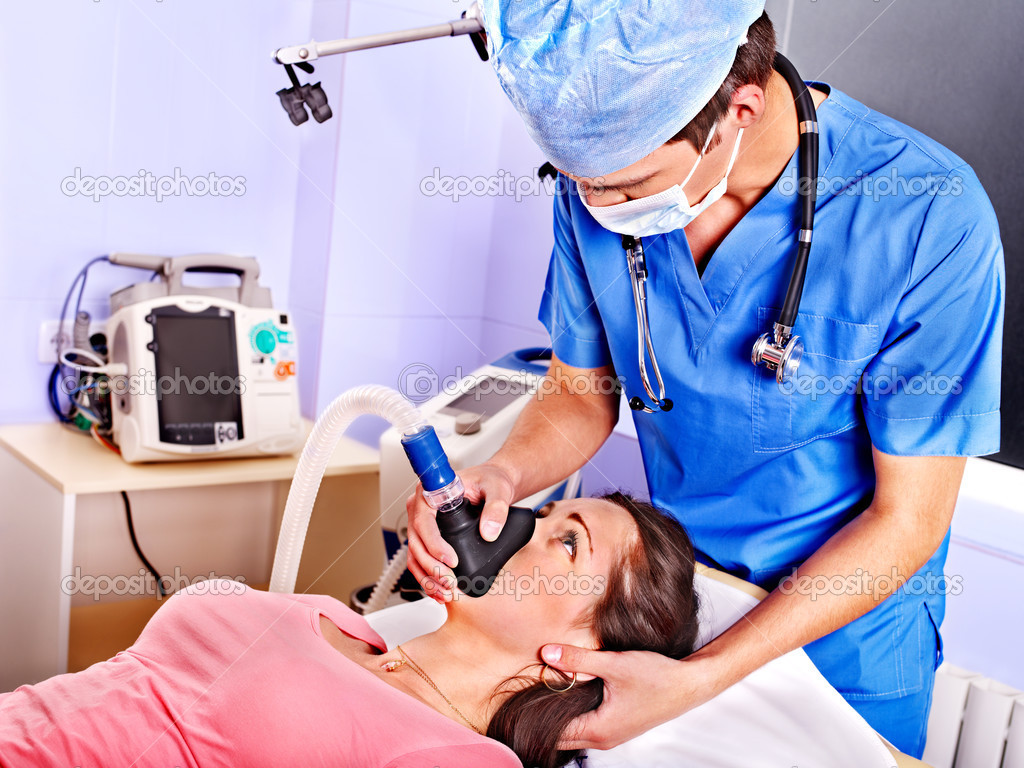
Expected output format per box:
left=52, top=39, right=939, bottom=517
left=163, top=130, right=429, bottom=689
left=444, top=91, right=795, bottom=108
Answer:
left=924, top=665, right=1024, bottom=768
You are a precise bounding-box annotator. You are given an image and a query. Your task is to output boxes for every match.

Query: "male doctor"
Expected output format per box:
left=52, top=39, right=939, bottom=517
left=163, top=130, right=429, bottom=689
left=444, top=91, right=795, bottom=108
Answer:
left=407, top=1, right=1003, bottom=757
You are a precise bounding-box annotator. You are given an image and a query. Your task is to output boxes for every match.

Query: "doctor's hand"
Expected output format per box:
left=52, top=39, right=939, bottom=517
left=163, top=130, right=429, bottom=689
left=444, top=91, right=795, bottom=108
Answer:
left=405, top=461, right=517, bottom=602
left=540, top=643, right=719, bottom=751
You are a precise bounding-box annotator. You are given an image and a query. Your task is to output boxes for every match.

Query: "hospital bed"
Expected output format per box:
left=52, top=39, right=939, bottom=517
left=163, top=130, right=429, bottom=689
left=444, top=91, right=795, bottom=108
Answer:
left=268, top=379, right=930, bottom=766
left=365, top=563, right=930, bottom=768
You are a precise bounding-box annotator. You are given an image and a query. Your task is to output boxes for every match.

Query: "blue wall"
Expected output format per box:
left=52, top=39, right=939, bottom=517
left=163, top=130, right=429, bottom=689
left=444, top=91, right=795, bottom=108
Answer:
left=0, top=0, right=316, bottom=425
left=0, top=0, right=648, bottom=493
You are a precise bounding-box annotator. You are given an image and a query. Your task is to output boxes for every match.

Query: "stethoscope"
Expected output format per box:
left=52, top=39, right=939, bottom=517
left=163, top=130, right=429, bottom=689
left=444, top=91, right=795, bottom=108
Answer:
left=625, top=53, right=819, bottom=414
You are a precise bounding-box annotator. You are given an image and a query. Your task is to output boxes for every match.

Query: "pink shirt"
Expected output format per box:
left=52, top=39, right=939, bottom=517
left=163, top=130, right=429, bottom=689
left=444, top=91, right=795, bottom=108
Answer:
left=0, top=581, right=521, bottom=767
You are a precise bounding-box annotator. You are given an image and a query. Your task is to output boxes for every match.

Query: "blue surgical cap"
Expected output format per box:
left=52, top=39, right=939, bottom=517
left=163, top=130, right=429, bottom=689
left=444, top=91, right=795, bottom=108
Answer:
left=480, top=0, right=767, bottom=178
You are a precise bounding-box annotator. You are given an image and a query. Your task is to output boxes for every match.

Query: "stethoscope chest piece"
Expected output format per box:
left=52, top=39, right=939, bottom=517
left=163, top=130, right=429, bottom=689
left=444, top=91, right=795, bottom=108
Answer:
left=751, top=322, right=804, bottom=385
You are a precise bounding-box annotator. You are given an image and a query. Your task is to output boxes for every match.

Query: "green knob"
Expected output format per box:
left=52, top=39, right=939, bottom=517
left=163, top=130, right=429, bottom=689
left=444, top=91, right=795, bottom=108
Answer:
left=254, top=328, right=276, bottom=354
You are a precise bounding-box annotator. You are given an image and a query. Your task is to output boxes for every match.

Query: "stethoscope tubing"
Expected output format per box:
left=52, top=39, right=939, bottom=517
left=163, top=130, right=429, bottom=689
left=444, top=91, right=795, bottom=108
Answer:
left=624, top=53, right=819, bottom=413
left=624, top=236, right=670, bottom=412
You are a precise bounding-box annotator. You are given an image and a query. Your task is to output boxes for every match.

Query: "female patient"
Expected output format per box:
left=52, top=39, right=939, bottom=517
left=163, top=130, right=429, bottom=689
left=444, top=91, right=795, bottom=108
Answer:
left=0, top=492, right=699, bottom=768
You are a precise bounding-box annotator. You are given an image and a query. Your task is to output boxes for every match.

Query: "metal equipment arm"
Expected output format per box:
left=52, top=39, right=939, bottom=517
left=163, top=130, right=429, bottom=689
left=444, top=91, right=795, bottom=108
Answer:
left=273, top=8, right=484, bottom=65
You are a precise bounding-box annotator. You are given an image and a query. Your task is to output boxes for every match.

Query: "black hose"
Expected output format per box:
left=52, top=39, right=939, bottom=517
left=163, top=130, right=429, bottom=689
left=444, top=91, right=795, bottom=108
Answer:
left=773, top=53, right=818, bottom=329
left=121, top=491, right=168, bottom=597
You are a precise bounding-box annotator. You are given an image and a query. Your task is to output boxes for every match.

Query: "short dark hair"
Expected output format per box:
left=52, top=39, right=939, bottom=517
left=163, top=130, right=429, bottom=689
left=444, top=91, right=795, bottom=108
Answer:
left=668, top=12, right=777, bottom=151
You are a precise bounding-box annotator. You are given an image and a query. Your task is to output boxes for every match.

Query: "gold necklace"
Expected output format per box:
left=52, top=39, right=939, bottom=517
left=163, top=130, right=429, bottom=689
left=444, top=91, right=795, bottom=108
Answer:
left=381, top=645, right=483, bottom=734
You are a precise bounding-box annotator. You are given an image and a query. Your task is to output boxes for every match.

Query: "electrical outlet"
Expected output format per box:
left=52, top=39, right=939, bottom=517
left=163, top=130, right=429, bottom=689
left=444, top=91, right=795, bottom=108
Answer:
left=38, top=319, right=107, bottom=364
left=39, top=320, right=73, bottom=364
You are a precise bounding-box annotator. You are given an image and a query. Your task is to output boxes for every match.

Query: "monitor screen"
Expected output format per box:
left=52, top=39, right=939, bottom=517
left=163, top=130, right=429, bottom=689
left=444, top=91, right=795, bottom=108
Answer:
left=152, top=307, right=243, bottom=446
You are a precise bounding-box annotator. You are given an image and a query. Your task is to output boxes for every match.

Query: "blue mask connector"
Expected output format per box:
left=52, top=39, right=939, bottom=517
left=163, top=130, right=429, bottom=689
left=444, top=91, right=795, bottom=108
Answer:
left=400, top=425, right=536, bottom=597
left=401, top=426, right=465, bottom=513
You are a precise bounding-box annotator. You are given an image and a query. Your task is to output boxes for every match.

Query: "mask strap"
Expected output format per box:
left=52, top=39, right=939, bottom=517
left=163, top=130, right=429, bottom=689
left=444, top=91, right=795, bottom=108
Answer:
left=679, top=120, right=719, bottom=190
left=723, top=127, right=745, bottom=177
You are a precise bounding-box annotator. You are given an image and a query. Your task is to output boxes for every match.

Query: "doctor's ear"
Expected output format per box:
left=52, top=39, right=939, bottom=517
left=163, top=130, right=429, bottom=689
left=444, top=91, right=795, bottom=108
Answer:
left=728, top=83, right=767, bottom=128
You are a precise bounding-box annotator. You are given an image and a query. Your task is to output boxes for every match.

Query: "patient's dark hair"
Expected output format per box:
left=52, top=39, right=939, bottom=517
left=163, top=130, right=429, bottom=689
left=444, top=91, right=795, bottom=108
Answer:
left=486, top=492, right=700, bottom=768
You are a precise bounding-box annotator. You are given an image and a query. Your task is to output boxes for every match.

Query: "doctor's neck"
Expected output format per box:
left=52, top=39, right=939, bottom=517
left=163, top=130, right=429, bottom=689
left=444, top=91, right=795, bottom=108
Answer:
left=723, top=69, right=828, bottom=208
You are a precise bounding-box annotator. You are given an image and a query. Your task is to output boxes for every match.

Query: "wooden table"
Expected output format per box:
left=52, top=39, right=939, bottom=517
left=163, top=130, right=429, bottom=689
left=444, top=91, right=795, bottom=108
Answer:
left=0, top=422, right=381, bottom=691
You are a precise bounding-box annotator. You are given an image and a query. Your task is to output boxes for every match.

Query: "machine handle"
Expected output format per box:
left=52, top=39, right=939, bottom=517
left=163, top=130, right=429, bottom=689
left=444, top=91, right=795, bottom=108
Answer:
left=109, top=252, right=262, bottom=306
left=166, top=254, right=260, bottom=307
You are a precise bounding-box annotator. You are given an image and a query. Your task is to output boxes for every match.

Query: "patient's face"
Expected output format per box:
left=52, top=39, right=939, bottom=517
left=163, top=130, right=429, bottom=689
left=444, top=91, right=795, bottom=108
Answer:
left=450, top=497, right=638, bottom=653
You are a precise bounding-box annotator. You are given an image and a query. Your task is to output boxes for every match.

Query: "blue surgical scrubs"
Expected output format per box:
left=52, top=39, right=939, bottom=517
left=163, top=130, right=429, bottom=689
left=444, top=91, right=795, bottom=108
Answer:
left=537, top=84, right=1004, bottom=758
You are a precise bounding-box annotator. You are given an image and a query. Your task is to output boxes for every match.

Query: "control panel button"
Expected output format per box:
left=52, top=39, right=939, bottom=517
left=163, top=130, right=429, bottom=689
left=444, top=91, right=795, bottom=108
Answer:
left=454, top=412, right=483, bottom=436
left=254, top=328, right=277, bottom=354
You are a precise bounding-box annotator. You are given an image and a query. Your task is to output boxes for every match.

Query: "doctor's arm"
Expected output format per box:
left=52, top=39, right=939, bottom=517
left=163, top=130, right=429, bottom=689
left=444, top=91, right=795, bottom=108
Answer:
left=405, top=353, right=619, bottom=600
left=546, top=447, right=965, bottom=750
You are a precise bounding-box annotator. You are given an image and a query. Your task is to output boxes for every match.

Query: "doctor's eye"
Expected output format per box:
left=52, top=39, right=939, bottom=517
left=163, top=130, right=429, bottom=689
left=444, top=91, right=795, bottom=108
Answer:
left=560, top=529, right=579, bottom=560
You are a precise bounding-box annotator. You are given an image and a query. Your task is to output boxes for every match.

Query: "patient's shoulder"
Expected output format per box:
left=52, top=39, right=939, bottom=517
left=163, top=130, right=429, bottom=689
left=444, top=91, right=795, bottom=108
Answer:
left=131, top=578, right=254, bottom=643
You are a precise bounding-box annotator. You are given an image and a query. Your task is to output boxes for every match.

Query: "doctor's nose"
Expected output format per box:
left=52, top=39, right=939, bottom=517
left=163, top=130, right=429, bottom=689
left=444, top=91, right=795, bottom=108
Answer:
left=581, top=185, right=628, bottom=207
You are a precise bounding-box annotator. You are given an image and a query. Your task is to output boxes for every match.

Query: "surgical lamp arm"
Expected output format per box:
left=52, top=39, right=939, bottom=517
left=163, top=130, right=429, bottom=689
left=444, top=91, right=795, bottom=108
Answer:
left=273, top=11, right=485, bottom=65
left=270, top=5, right=486, bottom=125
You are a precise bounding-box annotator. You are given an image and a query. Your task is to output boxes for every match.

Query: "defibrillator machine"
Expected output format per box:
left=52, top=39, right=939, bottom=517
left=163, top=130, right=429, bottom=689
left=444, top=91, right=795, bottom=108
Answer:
left=106, top=253, right=303, bottom=463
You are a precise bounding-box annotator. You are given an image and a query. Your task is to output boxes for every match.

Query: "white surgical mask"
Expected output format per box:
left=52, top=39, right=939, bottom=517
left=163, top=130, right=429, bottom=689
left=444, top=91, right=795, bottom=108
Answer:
left=582, top=122, right=744, bottom=237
